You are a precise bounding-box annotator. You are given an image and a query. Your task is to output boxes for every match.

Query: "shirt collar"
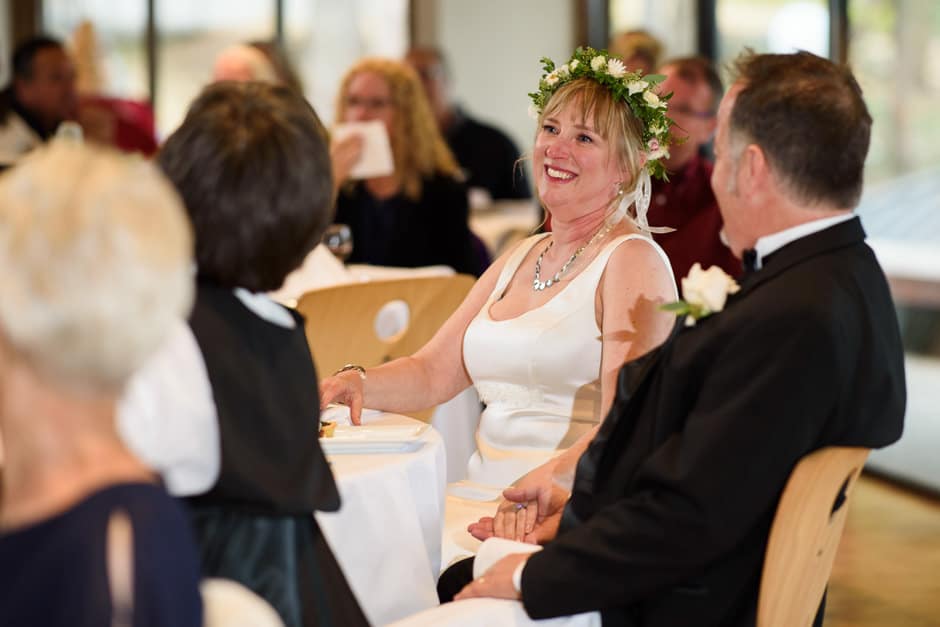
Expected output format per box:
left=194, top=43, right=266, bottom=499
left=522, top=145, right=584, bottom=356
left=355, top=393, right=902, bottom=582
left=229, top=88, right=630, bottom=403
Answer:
left=752, top=213, right=855, bottom=270
left=233, top=287, right=296, bottom=329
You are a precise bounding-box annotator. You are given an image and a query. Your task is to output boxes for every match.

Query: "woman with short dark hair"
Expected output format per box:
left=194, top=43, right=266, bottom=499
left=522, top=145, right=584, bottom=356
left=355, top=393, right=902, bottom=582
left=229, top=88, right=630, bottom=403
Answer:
left=121, top=81, right=368, bottom=627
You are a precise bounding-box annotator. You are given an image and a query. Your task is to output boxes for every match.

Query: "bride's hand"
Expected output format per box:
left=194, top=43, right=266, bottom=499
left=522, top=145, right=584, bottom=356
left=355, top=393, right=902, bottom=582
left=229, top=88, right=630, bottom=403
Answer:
left=319, top=372, right=365, bottom=425
left=488, top=461, right=557, bottom=541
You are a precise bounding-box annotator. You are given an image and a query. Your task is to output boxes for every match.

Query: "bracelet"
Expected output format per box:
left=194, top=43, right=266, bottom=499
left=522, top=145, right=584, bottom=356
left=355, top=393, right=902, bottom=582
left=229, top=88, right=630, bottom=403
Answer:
left=334, top=363, right=367, bottom=380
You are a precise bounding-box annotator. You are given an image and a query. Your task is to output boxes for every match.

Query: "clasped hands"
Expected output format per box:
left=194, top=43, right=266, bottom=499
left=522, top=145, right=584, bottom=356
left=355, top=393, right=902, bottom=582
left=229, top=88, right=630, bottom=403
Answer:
left=456, top=479, right=570, bottom=601
left=467, top=479, right=570, bottom=545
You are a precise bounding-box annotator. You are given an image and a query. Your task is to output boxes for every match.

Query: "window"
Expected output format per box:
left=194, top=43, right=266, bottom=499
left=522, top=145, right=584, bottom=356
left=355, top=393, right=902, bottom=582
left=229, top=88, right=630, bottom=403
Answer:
left=44, top=0, right=148, bottom=100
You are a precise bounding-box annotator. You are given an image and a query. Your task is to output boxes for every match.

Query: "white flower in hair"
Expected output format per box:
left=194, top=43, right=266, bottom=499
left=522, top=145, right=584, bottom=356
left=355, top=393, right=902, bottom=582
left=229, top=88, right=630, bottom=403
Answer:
left=647, top=138, right=667, bottom=161
left=527, top=103, right=540, bottom=119
left=643, top=90, right=662, bottom=107
left=569, top=59, right=580, bottom=70
left=590, top=55, right=607, bottom=72
left=606, top=58, right=627, bottom=78
left=626, top=79, right=649, bottom=95
left=545, top=71, right=560, bottom=86
left=557, top=64, right=570, bottom=78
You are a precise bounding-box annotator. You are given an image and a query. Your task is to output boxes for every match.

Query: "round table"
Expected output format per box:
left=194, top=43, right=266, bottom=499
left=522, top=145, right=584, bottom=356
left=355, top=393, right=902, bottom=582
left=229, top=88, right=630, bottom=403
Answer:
left=316, top=412, right=447, bottom=626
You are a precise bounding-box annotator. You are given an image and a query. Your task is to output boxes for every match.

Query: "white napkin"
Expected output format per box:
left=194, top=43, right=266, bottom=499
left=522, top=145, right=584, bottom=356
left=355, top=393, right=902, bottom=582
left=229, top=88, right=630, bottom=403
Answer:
left=333, top=120, right=394, bottom=179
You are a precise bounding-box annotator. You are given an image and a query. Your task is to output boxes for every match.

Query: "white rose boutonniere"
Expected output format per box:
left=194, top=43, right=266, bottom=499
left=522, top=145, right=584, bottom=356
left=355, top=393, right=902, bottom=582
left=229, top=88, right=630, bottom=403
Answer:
left=662, top=263, right=741, bottom=326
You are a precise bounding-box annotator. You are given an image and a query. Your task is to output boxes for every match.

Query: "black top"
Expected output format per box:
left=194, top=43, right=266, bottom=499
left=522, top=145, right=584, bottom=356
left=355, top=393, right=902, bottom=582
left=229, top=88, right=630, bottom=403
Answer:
left=522, top=218, right=906, bottom=626
left=184, top=283, right=368, bottom=627
left=0, top=483, right=202, bottom=627
left=335, top=173, right=479, bottom=275
left=187, top=282, right=339, bottom=514
left=447, top=108, right=531, bottom=200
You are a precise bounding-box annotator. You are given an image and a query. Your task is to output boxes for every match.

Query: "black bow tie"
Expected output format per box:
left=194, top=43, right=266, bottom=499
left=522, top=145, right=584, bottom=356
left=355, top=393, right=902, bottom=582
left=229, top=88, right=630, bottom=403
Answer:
left=742, top=248, right=759, bottom=273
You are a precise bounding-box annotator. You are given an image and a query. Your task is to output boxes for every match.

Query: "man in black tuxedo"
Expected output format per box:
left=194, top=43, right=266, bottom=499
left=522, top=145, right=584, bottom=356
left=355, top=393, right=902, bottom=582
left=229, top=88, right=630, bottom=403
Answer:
left=439, top=51, right=906, bottom=626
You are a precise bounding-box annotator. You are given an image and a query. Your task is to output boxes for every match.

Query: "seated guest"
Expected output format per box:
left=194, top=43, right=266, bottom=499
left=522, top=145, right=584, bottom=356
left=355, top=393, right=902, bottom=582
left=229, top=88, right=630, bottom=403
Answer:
left=647, top=56, right=741, bottom=279
left=0, top=36, right=77, bottom=166
left=405, top=46, right=531, bottom=205
left=608, top=29, right=663, bottom=76
left=433, top=50, right=906, bottom=627
left=212, top=43, right=281, bottom=84
left=331, top=58, right=480, bottom=275
left=119, top=81, right=368, bottom=627
left=321, top=46, right=676, bottom=492
left=0, top=142, right=201, bottom=626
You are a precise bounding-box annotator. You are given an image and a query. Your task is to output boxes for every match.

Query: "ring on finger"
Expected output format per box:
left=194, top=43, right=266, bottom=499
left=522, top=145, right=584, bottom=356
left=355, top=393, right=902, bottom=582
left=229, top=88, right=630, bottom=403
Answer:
left=514, top=502, right=527, bottom=511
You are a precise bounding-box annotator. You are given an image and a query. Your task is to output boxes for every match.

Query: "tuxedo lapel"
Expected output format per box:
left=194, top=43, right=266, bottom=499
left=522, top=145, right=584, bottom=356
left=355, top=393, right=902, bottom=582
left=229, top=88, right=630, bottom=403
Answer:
left=733, top=217, right=866, bottom=300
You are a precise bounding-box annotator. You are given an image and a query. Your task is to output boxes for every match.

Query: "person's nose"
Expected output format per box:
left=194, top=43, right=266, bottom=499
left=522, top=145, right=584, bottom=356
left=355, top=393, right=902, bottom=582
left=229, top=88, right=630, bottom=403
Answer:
left=346, top=105, right=371, bottom=122
left=544, top=137, right=570, bottom=160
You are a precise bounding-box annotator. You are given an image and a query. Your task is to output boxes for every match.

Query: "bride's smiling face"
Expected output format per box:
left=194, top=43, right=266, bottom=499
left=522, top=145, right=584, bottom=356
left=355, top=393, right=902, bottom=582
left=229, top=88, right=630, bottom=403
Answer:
left=534, top=99, right=625, bottom=222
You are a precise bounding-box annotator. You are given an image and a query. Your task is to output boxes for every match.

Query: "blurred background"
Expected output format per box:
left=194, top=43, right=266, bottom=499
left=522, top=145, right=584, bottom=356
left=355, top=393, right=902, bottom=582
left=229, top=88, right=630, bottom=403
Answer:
left=3, top=0, right=936, bottom=496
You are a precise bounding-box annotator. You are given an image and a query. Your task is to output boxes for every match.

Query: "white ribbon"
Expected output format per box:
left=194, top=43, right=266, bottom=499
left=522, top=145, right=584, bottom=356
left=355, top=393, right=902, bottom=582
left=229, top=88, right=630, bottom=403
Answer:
left=612, top=169, right=674, bottom=235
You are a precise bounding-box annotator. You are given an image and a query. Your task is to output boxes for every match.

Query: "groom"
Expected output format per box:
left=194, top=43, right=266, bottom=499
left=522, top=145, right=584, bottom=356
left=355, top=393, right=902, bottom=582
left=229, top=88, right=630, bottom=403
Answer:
left=441, top=51, right=906, bottom=626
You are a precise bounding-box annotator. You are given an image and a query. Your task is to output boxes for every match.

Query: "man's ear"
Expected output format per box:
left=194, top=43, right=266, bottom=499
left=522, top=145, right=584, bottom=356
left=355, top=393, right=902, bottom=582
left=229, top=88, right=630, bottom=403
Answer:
left=740, top=144, right=770, bottom=195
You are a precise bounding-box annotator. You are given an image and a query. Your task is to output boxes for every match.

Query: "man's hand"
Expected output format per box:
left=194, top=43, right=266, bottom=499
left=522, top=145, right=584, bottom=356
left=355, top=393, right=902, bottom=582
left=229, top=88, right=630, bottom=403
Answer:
left=468, top=483, right=568, bottom=543
left=454, top=553, right=530, bottom=601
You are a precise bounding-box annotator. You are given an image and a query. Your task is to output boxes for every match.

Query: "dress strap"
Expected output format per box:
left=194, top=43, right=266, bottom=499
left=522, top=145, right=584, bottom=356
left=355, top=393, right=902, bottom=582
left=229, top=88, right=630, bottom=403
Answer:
left=576, top=233, right=678, bottom=299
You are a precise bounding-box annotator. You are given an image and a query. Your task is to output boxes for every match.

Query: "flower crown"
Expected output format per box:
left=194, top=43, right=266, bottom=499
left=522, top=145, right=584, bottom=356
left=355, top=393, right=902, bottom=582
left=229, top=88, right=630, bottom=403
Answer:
left=528, top=46, right=675, bottom=181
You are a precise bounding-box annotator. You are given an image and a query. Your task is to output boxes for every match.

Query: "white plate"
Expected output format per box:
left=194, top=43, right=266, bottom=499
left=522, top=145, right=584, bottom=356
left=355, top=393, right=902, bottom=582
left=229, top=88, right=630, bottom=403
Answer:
left=320, top=424, right=429, bottom=455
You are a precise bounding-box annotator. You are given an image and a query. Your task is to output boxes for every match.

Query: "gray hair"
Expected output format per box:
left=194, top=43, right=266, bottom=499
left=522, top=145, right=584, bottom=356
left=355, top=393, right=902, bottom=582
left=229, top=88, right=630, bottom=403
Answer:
left=0, top=141, right=194, bottom=393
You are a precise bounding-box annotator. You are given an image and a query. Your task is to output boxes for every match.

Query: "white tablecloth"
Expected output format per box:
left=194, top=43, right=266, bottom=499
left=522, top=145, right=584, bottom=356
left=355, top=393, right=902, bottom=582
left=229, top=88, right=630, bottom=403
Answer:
left=388, top=598, right=600, bottom=627
left=316, top=413, right=447, bottom=626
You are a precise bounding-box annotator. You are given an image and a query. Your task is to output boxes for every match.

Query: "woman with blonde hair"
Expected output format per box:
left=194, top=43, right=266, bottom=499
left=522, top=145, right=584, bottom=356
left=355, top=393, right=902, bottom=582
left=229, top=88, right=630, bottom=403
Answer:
left=0, top=142, right=201, bottom=626
left=331, top=57, right=480, bottom=274
left=323, top=48, right=679, bottom=560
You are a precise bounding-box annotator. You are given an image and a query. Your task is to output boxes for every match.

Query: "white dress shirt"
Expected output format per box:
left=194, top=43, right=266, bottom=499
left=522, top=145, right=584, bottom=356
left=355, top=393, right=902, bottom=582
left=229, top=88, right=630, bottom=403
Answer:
left=752, top=213, right=855, bottom=270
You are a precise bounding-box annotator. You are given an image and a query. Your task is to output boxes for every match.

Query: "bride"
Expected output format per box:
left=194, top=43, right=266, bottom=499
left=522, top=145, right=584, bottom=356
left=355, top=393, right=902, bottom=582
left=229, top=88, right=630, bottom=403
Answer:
left=321, top=48, right=678, bottom=494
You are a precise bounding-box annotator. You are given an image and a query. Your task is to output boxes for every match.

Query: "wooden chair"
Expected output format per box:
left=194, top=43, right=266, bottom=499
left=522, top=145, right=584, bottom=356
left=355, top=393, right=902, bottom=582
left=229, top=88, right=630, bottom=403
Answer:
left=296, top=274, right=476, bottom=421
left=757, top=446, right=870, bottom=627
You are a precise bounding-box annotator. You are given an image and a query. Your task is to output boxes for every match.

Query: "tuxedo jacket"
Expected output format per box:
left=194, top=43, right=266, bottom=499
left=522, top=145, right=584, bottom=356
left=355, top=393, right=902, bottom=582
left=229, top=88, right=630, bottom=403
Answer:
left=521, top=218, right=906, bottom=626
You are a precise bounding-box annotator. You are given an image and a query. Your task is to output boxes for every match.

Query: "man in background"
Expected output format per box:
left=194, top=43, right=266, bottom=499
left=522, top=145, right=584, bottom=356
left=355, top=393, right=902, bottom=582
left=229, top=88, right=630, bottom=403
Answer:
left=0, top=36, right=77, bottom=166
left=406, top=46, right=530, bottom=207
left=649, top=56, right=741, bottom=280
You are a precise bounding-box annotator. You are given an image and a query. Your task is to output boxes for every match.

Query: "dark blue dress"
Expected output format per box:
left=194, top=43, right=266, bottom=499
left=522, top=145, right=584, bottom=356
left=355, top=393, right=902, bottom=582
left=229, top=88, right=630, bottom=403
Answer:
left=0, top=482, right=202, bottom=627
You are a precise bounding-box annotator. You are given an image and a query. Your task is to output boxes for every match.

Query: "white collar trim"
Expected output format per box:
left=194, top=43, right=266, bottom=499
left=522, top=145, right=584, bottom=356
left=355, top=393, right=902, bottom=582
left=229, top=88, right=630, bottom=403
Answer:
left=753, top=213, right=855, bottom=270
left=233, top=287, right=296, bottom=328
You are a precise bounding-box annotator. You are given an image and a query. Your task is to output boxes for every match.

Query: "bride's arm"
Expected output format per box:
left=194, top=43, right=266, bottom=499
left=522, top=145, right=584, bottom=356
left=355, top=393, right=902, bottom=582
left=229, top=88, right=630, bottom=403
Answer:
left=485, top=238, right=676, bottom=540
left=319, top=241, right=518, bottom=423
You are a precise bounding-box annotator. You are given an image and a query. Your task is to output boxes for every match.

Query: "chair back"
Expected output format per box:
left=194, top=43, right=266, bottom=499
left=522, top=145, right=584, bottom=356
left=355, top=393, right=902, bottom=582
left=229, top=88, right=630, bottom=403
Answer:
left=201, top=578, right=285, bottom=627
left=757, top=446, right=870, bottom=627
left=296, top=274, right=476, bottom=421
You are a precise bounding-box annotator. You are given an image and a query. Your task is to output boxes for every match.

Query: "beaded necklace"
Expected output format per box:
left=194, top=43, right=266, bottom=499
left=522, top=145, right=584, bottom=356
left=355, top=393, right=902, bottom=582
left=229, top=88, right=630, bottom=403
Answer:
left=532, top=223, right=613, bottom=291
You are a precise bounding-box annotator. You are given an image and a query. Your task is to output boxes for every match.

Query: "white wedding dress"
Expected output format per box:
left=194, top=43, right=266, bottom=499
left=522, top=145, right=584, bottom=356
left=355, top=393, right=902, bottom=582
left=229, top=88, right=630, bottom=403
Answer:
left=442, top=231, right=673, bottom=569
left=461, top=232, right=672, bottom=487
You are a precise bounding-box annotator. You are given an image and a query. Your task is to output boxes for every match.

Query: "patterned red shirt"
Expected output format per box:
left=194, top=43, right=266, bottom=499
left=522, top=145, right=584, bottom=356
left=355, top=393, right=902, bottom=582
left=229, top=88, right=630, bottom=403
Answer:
left=647, top=155, right=742, bottom=282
